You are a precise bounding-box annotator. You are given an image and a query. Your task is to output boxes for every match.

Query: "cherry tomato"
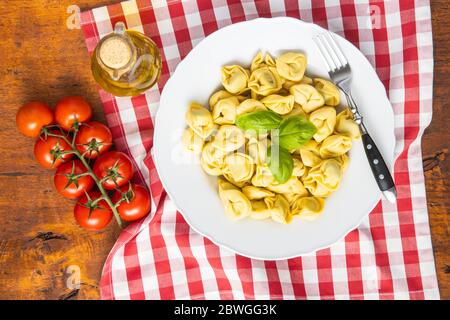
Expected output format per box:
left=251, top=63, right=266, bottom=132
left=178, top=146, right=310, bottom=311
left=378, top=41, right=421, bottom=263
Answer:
left=16, top=101, right=54, bottom=137
left=74, top=191, right=112, bottom=231
left=93, top=151, right=134, bottom=190
left=55, top=96, right=92, bottom=131
left=112, top=184, right=151, bottom=222
left=75, top=121, right=112, bottom=159
left=54, top=160, right=95, bottom=199
left=34, top=130, right=73, bottom=169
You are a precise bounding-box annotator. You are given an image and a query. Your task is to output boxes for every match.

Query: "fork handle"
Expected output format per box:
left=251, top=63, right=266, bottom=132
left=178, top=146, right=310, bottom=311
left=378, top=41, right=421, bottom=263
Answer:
left=361, top=132, right=396, bottom=198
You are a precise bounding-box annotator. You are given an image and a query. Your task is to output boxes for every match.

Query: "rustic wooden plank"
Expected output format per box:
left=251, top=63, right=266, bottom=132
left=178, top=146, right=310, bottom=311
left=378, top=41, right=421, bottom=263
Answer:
left=0, top=0, right=447, bottom=299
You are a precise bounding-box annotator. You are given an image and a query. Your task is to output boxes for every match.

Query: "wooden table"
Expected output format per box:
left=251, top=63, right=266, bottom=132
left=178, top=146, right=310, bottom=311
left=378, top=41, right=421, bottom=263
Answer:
left=0, top=0, right=447, bottom=300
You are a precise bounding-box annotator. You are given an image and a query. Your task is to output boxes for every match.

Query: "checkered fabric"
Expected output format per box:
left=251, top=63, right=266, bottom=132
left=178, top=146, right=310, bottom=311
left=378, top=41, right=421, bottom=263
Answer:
left=80, top=0, right=439, bottom=299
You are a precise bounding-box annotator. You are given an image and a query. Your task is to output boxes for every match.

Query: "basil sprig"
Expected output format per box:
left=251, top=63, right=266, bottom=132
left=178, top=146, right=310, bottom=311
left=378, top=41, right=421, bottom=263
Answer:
left=236, top=111, right=317, bottom=183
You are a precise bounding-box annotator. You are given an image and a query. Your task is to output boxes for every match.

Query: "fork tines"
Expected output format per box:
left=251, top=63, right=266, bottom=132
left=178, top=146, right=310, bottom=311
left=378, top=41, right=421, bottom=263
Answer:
left=313, top=32, right=349, bottom=73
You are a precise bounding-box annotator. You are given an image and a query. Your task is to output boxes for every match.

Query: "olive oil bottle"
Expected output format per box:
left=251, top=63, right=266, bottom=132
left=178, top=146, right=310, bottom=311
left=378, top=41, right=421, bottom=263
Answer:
left=91, top=22, right=162, bottom=97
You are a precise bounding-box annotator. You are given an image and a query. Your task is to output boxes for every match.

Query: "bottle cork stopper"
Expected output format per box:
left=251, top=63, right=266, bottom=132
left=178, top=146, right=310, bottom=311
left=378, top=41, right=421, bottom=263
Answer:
left=99, top=36, right=132, bottom=70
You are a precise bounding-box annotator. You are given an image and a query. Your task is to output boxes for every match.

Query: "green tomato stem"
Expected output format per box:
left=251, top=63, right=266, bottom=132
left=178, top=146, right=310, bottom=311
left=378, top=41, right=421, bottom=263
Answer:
left=46, top=129, right=123, bottom=228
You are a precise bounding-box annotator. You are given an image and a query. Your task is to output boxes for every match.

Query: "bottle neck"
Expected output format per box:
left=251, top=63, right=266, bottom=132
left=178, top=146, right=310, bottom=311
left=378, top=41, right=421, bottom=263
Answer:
left=96, top=33, right=137, bottom=81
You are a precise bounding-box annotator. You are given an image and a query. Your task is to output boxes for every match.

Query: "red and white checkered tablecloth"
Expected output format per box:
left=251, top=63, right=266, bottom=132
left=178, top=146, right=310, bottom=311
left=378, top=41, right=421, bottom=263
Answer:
left=80, top=0, right=439, bottom=300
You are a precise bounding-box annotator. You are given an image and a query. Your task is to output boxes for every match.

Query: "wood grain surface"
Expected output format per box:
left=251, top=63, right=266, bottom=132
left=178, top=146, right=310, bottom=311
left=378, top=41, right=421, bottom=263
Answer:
left=0, top=0, right=448, bottom=300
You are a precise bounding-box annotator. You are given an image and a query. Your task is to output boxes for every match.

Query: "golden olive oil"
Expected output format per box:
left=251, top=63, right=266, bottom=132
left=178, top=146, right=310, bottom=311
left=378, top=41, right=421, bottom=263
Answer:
left=91, top=22, right=162, bottom=97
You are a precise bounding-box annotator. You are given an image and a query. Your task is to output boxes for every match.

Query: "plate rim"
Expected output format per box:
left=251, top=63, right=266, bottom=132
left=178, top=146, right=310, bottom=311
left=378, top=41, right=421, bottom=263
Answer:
left=153, top=17, right=396, bottom=260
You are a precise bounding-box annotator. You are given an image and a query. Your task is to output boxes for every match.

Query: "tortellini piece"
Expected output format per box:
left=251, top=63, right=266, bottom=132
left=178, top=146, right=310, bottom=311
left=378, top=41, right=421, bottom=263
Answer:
left=182, top=128, right=204, bottom=154
left=249, top=200, right=272, bottom=220
left=251, top=164, right=275, bottom=187
left=218, top=179, right=252, bottom=220
left=292, top=157, right=306, bottom=176
left=186, top=102, right=216, bottom=139
left=209, top=90, right=233, bottom=108
left=264, top=194, right=293, bottom=224
left=314, top=78, right=340, bottom=106
left=283, top=104, right=307, bottom=119
left=212, top=125, right=245, bottom=152
left=275, top=52, right=307, bottom=81
left=236, top=99, right=266, bottom=116
left=319, top=135, right=352, bottom=158
left=242, top=186, right=275, bottom=200
left=212, top=96, right=240, bottom=124
left=200, top=142, right=226, bottom=176
left=261, top=94, right=295, bottom=115
left=298, top=140, right=322, bottom=167
left=221, top=65, right=249, bottom=94
left=250, top=52, right=265, bottom=71
left=309, top=106, right=337, bottom=142
left=266, top=177, right=308, bottom=196
left=247, top=136, right=268, bottom=164
left=264, top=53, right=276, bottom=68
left=248, top=66, right=283, bottom=96
left=289, top=84, right=325, bottom=113
left=335, top=108, right=361, bottom=140
left=303, top=159, right=343, bottom=196
left=223, top=153, right=255, bottom=186
left=291, top=197, right=325, bottom=220
left=335, top=153, right=350, bottom=172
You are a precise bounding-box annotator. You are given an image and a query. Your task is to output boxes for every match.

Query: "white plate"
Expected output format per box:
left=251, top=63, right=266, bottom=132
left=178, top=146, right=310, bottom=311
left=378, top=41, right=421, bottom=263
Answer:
left=153, top=17, right=395, bottom=260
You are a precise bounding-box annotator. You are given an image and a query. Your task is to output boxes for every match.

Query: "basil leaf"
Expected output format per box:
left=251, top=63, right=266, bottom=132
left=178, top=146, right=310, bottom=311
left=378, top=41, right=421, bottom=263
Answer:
left=267, top=145, right=293, bottom=184
left=235, top=110, right=282, bottom=133
left=276, top=116, right=317, bottom=150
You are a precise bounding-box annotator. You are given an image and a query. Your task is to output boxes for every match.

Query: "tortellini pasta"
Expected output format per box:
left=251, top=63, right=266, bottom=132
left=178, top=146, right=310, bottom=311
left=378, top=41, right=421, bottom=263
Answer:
left=289, top=84, right=325, bottom=113
left=319, top=135, right=352, bottom=158
left=183, top=51, right=357, bottom=224
left=251, top=164, right=275, bottom=187
left=209, top=90, right=233, bottom=108
left=247, top=136, right=268, bottom=164
left=261, top=94, right=295, bottom=115
left=223, top=153, right=255, bottom=186
left=221, top=65, right=249, bottom=94
left=218, top=179, right=252, bottom=220
left=182, top=128, right=204, bottom=154
left=242, top=186, right=275, bottom=200
left=236, top=99, right=266, bottom=116
left=186, top=102, right=216, bottom=139
left=275, top=52, right=307, bottom=81
left=212, top=125, right=245, bottom=152
left=335, top=108, right=361, bottom=140
left=309, top=106, right=337, bottom=142
left=298, top=140, right=322, bottom=167
left=248, top=66, right=283, bottom=96
left=266, top=176, right=308, bottom=196
left=314, top=78, right=340, bottom=106
left=212, top=96, right=240, bottom=124
left=291, top=197, right=325, bottom=220
left=200, top=142, right=226, bottom=176
left=292, top=157, right=306, bottom=176
left=264, top=194, right=293, bottom=224
left=303, top=159, right=343, bottom=196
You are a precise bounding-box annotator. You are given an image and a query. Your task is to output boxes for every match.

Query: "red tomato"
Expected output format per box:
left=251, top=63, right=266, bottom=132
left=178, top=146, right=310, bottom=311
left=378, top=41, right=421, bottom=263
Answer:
left=74, top=191, right=112, bottom=231
left=54, top=160, right=95, bottom=199
left=75, top=121, right=112, bottom=159
left=34, top=130, right=73, bottom=169
left=112, top=184, right=151, bottom=222
left=16, top=101, right=54, bottom=137
left=93, top=151, right=133, bottom=190
left=55, top=96, right=92, bottom=131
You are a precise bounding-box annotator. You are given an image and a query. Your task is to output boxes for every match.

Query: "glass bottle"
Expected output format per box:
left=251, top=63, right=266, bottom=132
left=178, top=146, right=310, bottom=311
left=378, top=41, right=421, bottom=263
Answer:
left=91, top=22, right=162, bottom=97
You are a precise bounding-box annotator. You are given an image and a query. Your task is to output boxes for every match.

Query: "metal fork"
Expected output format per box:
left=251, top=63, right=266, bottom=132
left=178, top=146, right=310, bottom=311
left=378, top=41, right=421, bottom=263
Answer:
left=314, top=32, right=397, bottom=203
